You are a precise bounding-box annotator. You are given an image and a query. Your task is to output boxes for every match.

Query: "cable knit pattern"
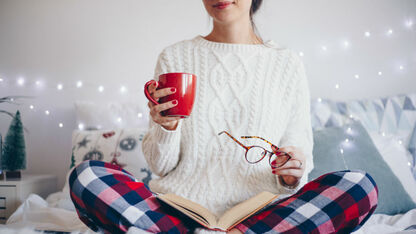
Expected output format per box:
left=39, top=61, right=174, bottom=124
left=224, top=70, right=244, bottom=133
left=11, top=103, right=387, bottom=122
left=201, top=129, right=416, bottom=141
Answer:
left=141, top=35, right=314, bottom=233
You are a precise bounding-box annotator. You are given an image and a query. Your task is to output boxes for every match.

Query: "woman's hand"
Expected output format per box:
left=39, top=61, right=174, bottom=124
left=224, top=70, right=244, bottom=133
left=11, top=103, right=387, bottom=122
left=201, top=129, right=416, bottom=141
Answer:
left=147, top=82, right=181, bottom=131
left=270, top=145, right=305, bottom=187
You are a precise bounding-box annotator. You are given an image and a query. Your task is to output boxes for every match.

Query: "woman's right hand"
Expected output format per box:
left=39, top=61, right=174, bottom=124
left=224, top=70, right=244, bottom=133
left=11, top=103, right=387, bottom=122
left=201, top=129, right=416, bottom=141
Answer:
left=147, top=82, right=181, bottom=131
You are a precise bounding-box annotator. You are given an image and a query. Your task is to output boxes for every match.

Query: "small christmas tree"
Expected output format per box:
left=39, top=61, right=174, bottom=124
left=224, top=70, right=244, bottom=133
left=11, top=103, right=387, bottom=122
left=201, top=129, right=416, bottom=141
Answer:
left=1, top=111, right=26, bottom=179
left=70, top=148, right=76, bottom=169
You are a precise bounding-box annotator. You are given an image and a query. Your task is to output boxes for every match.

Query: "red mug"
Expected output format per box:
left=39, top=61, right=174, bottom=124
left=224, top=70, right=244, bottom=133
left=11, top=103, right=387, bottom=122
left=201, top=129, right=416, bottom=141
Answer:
left=144, top=72, right=197, bottom=118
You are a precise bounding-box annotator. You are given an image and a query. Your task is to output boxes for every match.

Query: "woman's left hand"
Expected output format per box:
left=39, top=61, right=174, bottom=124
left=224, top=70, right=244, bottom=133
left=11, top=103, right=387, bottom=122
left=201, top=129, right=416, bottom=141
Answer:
left=270, top=145, right=305, bottom=186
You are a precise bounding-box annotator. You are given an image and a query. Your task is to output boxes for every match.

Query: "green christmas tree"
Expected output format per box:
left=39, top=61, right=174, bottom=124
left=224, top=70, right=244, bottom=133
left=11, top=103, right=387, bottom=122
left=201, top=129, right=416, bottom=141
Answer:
left=1, top=111, right=26, bottom=171
left=70, top=147, right=76, bottom=169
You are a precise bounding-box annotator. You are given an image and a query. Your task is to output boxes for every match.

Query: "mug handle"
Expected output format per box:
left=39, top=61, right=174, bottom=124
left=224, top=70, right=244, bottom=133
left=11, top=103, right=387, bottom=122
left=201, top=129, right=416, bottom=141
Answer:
left=144, top=80, right=159, bottom=105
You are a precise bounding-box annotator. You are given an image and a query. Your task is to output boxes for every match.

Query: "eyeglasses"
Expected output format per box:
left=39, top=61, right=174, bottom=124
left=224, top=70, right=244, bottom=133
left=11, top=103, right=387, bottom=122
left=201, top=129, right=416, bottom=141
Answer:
left=218, top=131, right=291, bottom=168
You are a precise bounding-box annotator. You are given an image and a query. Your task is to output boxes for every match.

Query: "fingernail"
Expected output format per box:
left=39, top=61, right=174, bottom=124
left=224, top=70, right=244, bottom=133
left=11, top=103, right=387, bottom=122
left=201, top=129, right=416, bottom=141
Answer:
left=171, top=88, right=176, bottom=93
left=172, top=100, right=178, bottom=105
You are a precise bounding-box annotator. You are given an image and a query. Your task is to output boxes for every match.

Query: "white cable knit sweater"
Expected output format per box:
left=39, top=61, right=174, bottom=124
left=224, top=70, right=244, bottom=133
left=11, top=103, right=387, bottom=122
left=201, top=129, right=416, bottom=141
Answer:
left=142, top=35, right=314, bottom=233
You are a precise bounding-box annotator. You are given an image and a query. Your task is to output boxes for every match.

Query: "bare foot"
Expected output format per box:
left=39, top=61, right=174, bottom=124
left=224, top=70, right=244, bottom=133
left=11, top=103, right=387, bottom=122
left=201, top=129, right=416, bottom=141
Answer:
left=227, top=228, right=243, bottom=234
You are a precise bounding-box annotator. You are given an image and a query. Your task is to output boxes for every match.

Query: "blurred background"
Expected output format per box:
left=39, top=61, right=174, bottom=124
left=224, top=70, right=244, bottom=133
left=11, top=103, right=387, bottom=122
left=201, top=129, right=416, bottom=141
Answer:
left=0, top=0, right=415, bottom=188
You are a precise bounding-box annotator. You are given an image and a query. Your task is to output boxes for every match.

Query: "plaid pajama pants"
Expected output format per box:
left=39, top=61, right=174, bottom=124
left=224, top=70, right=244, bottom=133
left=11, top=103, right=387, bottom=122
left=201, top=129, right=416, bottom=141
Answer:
left=69, top=160, right=378, bottom=234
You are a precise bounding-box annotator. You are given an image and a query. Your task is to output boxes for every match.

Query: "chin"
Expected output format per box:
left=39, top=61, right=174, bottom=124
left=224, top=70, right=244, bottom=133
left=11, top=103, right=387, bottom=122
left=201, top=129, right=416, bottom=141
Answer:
left=212, top=13, right=239, bottom=25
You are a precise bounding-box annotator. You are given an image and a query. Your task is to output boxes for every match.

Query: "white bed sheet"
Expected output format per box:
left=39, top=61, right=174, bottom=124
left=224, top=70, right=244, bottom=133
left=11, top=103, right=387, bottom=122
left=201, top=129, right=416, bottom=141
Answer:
left=1, top=191, right=415, bottom=234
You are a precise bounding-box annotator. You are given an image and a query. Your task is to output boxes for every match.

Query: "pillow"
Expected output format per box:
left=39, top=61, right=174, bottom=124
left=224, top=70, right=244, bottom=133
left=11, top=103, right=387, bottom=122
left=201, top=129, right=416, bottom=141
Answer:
left=408, top=124, right=416, bottom=179
left=368, top=132, right=416, bottom=203
left=310, top=93, right=416, bottom=180
left=74, top=101, right=149, bottom=130
left=308, top=120, right=416, bottom=215
left=70, top=128, right=156, bottom=185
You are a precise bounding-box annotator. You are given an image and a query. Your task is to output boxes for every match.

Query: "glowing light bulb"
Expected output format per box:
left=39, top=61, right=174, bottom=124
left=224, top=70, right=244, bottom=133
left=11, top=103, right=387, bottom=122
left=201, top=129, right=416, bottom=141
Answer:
left=399, top=65, right=404, bottom=70
left=299, top=52, right=304, bottom=57
left=349, top=114, right=354, bottom=119
left=0, top=78, right=3, bottom=82
left=398, top=140, right=403, bottom=145
left=57, top=84, right=63, bottom=90
left=340, top=148, right=344, bottom=154
left=78, top=123, right=84, bottom=130
left=387, top=29, right=393, bottom=35
left=378, top=71, right=383, bottom=76
left=345, top=138, right=349, bottom=143
left=120, top=86, right=127, bottom=93
left=45, top=110, right=50, bottom=115
left=317, top=97, right=322, bottom=103
left=29, top=105, right=34, bottom=110
left=76, top=81, right=83, bottom=88
left=59, top=123, right=63, bottom=128
left=381, top=132, right=385, bottom=136
left=98, top=86, right=104, bottom=92
left=365, top=31, right=371, bottom=37
left=347, top=127, right=352, bottom=132
left=354, top=74, right=359, bottom=79
left=117, top=117, right=122, bottom=123
left=406, top=20, right=413, bottom=28
left=36, top=80, right=41, bottom=86
left=17, top=77, right=25, bottom=86
left=335, top=84, right=339, bottom=89
left=409, top=162, right=412, bottom=166
left=343, top=40, right=350, bottom=47
left=137, top=112, right=143, bottom=118
left=321, top=46, right=327, bottom=51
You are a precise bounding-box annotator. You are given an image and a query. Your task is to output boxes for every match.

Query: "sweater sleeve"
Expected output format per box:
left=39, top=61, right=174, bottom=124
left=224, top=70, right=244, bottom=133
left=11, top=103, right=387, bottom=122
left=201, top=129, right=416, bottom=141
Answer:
left=141, top=50, right=183, bottom=177
left=276, top=54, right=314, bottom=194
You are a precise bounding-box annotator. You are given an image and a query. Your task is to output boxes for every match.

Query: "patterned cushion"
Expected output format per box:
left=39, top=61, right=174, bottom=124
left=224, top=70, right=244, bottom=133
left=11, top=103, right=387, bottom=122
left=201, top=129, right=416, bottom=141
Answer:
left=311, top=93, right=416, bottom=179
left=70, top=128, right=156, bottom=185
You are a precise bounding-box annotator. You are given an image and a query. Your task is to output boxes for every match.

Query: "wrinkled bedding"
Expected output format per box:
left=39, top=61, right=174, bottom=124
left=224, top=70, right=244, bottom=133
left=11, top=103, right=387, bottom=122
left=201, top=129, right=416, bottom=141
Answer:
left=0, top=191, right=415, bottom=234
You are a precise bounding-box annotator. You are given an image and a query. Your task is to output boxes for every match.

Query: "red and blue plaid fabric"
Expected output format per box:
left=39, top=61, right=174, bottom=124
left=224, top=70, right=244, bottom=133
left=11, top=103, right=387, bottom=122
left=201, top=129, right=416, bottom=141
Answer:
left=69, top=160, right=378, bottom=234
left=69, top=160, right=196, bottom=233
left=235, top=170, right=378, bottom=234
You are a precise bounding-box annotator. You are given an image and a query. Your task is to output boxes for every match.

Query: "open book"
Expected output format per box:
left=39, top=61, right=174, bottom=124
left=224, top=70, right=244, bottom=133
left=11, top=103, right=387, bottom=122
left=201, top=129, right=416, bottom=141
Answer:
left=156, top=191, right=278, bottom=232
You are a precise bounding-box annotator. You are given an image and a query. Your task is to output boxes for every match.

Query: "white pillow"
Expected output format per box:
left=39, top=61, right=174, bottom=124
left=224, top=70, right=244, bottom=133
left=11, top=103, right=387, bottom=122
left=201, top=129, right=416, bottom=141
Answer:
left=369, top=132, right=416, bottom=203
left=74, top=101, right=149, bottom=130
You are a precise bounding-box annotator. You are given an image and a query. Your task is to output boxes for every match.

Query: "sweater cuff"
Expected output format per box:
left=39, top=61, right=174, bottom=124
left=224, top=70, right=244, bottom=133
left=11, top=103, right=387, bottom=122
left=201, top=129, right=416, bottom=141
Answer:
left=277, top=173, right=306, bottom=194
left=153, top=119, right=182, bottom=144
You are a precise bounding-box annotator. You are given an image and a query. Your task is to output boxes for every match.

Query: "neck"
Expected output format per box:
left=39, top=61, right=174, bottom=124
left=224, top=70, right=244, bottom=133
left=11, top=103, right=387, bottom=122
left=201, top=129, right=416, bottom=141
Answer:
left=204, top=18, right=262, bottom=45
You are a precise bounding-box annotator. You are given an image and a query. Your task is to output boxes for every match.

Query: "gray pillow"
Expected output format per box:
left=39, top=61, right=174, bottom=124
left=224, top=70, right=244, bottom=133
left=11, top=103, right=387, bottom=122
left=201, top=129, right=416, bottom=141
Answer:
left=308, top=120, right=416, bottom=215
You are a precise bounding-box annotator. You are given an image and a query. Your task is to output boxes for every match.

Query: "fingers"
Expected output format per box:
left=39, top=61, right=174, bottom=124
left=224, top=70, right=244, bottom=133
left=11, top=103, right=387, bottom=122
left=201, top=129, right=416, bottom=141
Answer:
left=273, top=146, right=296, bottom=154
left=272, top=168, right=303, bottom=178
left=273, top=159, right=303, bottom=170
left=151, top=87, right=176, bottom=100
left=148, top=99, right=180, bottom=126
left=151, top=100, right=178, bottom=113
left=272, top=159, right=305, bottom=170
left=159, top=116, right=181, bottom=124
left=147, top=81, right=158, bottom=94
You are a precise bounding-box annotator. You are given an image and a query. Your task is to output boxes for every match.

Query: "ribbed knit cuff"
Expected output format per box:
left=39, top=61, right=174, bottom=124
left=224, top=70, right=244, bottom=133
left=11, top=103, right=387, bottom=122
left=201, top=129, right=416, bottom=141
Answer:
left=153, top=119, right=182, bottom=144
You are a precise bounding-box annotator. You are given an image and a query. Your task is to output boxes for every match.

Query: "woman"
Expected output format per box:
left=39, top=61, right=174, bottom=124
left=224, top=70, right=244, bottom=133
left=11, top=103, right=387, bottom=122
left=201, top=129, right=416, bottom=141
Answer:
left=69, top=0, right=378, bottom=233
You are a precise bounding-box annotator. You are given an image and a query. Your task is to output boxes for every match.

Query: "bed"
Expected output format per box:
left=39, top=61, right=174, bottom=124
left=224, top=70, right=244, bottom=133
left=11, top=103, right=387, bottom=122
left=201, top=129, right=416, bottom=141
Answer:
left=1, top=93, right=416, bottom=234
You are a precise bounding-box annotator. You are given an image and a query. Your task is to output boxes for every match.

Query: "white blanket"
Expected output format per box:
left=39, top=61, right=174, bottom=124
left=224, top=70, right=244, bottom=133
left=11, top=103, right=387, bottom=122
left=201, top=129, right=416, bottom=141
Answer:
left=1, top=191, right=416, bottom=234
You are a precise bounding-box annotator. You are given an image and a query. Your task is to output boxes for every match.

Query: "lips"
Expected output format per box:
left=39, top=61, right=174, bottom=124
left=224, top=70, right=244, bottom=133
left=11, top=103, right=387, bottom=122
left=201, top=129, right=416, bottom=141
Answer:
left=213, top=1, right=234, bottom=9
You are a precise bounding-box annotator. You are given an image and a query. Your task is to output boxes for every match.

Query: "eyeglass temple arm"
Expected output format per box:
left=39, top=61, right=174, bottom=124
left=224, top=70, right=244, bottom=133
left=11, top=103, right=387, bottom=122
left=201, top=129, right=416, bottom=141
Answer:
left=218, top=131, right=248, bottom=150
left=240, top=136, right=279, bottom=149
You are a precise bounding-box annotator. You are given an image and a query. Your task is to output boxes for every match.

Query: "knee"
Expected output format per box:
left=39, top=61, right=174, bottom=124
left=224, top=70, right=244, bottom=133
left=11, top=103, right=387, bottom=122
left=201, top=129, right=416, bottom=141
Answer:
left=68, top=160, right=102, bottom=192
left=341, top=170, right=378, bottom=207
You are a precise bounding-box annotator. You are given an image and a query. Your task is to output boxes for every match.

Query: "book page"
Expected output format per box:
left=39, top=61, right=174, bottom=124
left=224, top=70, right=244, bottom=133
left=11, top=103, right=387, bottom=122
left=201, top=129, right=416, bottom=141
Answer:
left=217, top=191, right=278, bottom=230
left=157, top=193, right=218, bottom=227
